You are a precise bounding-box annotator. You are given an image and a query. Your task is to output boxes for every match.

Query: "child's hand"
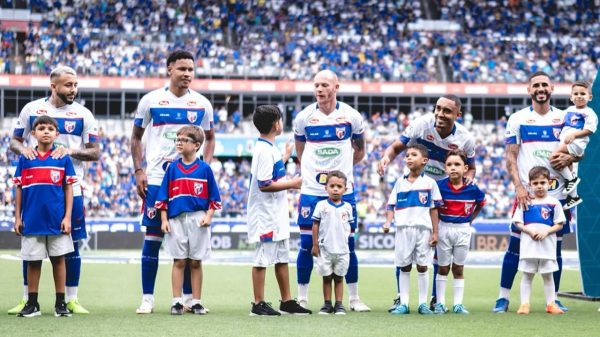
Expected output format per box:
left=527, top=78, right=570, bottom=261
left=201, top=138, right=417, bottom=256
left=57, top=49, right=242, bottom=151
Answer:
left=564, top=134, right=575, bottom=144
left=429, top=232, right=438, bottom=247
left=533, top=229, right=549, bottom=241
left=199, top=214, right=212, bottom=227
left=526, top=229, right=538, bottom=239
left=14, top=218, right=23, bottom=236
left=61, top=217, right=71, bottom=234
left=311, top=245, right=320, bottom=257
left=289, top=175, right=302, bottom=189
left=161, top=221, right=170, bottom=233
left=382, top=222, right=391, bottom=233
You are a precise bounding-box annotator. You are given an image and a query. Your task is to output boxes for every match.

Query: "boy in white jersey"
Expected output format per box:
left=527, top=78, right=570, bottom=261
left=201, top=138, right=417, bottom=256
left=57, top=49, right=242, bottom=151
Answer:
left=9, top=66, right=100, bottom=315
left=383, top=144, right=442, bottom=315
left=551, top=81, right=598, bottom=209
left=131, top=50, right=215, bottom=314
left=247, top=105, right=311, bottom=316
left=513, top=167, right=565, bottom=315
left=312, top=171, right=354, bottom=315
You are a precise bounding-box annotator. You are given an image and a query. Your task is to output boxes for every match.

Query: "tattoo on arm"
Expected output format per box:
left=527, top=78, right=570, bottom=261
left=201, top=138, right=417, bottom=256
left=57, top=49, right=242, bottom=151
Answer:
left=505, top=144, right=521, bottom=186
left=71, top=142, right=101, bottom=161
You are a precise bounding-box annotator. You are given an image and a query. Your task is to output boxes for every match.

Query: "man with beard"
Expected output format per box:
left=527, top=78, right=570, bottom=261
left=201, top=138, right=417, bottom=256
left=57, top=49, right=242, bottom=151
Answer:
left=494, top=71, right=578, bottom=313
left=9, top=66, right=100, bottom=314
left=377, top=94, right=476, bottom=312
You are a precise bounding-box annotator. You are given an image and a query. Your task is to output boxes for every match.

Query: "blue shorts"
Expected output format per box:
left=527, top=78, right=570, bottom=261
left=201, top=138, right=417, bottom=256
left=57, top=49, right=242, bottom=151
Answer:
left=141, top=185, right=161, bottom=228
left=297, top=193, right=357, bottom=232
left=71, top=195, right=86, bottom=241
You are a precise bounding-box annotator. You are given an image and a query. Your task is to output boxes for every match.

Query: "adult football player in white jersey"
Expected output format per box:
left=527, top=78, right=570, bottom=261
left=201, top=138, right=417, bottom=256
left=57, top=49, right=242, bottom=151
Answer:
left=131, top=50, right=215, bottom=314
left=377, top=94, right=476, bottom=311
left=293, top=70, right=370, bottom=311
left=9, top=66, right=100, bottom=315
left=494, top=71, right=579, bottom=313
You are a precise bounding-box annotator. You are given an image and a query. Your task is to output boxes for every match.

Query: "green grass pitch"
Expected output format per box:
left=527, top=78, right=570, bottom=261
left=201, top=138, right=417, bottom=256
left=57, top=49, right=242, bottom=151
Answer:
left=0, top=252, right=598, bottom=337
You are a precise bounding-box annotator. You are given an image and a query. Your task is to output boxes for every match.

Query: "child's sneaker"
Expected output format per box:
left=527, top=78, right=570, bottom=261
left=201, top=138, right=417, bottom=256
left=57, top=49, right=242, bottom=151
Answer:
left=250, top=301, right=281, bottom=316
left=279, top=300, right=312, bottom=315
left=7, top=299, right=26, bottom=315
left=563, top=196, right=583, bottom=210
left=388, top=296, right=401, bottom=313
left=563, top=177, right=580, bottom=195
left=546, top=303, right=564, bottom=315
left=318, top=302, right=334, bottom=315
left=555, top=300, right=569, bottom=312
left=67, top=299, right=89, bottom=314
left=171, top=302, right=184, bottom=315
left=433, top=303, right=448, bottom=314
left=516, top=303, right=530, bottom=315
left=54, top=302, right=72, bottom=317
left=333, top=302, right=347, bottom=315
left=390, top=303, right=410, bottom=315
left=349, top=298, right=371, bottom=312
left=17, top=302, right=41, bottom=318
left=136, top=296, right=154, bottom=314
left=191, top=303, right=207, bottom=315
left=452, top=304, right=470, bottom=314
left=418, top=303, right=434, bottom=315
left=492, top=298, right=509, bottom=313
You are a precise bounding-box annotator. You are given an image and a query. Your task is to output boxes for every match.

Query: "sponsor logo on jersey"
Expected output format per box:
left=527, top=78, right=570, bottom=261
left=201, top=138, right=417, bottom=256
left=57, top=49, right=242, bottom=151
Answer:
left=50, top=170, right=61, bottom=183
left=541, top=207, right=550, bottom=220
left=187, top=101, right=197, bottom=106
left=448, top=144, right=458, bottom=150
left=159, top=100, right=169, bottom=105
left=64, top=121, right=76, bottom=133
left=316, top=172, right=328, bottom=185
left=533, top=149, right=552, bottom=159
left=309, top=118, right=320, bottom=124
left=336, top=117, right=347, bottom=123
left=315, top=147, right=341, bottom=158
left=36, top=109, right=47, bottom=115
left=187, top=111, right=197, bottom=123
left=552, top=128, right=561, bottom=139
left=424, top=165, right=444, bottom=176
left=426, top=134, right=434, bottom=141
left=526, top=119, right=535, bottom=123
left=418, top=192, right=428, bottom=204
left=67, top=111, right=77, bottom=116
left=548, top=178, right=559, bottom=192
left=194, top=182, right=203, bottom=195
left=301, top=206, right=311, bottom=218
left=335, top=127, right=345, bottom=139
left=163, top=131, right=177, bottom=140
left=147, top=207, right=157, bottom=219
left=541, top=130, right=550, bottom=138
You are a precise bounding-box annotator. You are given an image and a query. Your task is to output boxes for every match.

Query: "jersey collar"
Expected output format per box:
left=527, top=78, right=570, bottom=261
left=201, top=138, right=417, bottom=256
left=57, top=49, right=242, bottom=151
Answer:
left=257, top=138, right=273, bottom=146
left=327, top=198, right=344, bottom=207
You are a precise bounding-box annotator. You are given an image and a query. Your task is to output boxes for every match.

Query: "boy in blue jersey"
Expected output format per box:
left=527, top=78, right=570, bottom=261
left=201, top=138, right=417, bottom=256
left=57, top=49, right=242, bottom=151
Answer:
left=13, top=116, right=77, bottom=317
left=512, top=167, right=565, bottom=315
left=434, top=150, right=485, bottom=314
left=155, top=125, right=221, bottom=315
left=383, top=144, right=442, bottom=315
left=247, top=105, right=310, bottom=316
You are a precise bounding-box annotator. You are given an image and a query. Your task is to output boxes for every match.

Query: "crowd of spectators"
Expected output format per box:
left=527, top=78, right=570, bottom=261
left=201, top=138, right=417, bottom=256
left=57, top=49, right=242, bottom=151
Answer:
left=1, top=0, right=598, bottom=82
left=0, top=112, right=512, bottom=223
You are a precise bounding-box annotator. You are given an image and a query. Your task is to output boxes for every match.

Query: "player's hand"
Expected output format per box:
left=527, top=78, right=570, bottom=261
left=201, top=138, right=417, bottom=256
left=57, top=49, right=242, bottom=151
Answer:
left=61, top=218, right=71, bottom=234
left=161, top=221, right=170, bottom=233
left=429, top=232, right=438, bottom=246
left=564, top=134, right=575, bottom=145
left=382, top=222, right=391, bottom=233
left=21, top=147, right=37, bottom=160
left=199, top=214, right=212, bottom=227
left=289, top=175, right=302, bottom=189
left=377, top=156, right=390, bottom=176
left=14, top=219, right=23, bottom=236
left=311, top=246, right=320, bottom=257
left=464, top=175, right=474, bottom=185
left=549, top=152, right=575, bottom=171
left=134, top=169, right=148, bottom=199
left=515, top=185, right=531, bottom=211
left=51, top=146, right=71, bottom=159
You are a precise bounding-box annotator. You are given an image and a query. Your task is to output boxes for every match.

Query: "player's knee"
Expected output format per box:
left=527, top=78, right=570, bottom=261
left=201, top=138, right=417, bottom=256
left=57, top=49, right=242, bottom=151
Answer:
left=451, top=264, right=464, bottom=278
left=173, top=259, right=186, bottom=269
left=323, top=274, right=333, bottom=282
left=416, top=265, right=428, bottom=273
left=438, top=265, right=450, bottom=276
left=400, top=265, right=412, bottom=273
left=188, top=259, right=201, bottom=269
left=333, top=274, right=344, bottom=282
left=28, top=260, right=43, bottom=269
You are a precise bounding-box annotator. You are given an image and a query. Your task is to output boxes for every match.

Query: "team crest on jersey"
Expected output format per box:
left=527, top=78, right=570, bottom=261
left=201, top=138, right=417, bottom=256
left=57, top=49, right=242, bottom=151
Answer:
left=36, top=109, right=47, bottom=115
left=194, top=182, right=203, bottom=195
left=552, top=128, right=561, bottom=139
left=187, top=111, right=197, bottom=123
left=50, top=170, right=61, bottom=183
left=341, top=211, right=349, bottom=222
left=147, top=207, right=157, bottom=219
left=158, top=100, right=169, bottom=105
left=64, top=121, right=76, bottom=133
left=336, top=127, right=345, bottom=139
left=570, top=115, right=580, bottom=125
left=541, top=207, right=550, bottom=220
left=418, top=192, right=428, bottom=204
left=187, top=101, right=197, bottom=106
left=464, top=202, right=474, bottom=215
left=66, top=111, right=77, bottom=116
left=301, top=207, right=311, bottom=218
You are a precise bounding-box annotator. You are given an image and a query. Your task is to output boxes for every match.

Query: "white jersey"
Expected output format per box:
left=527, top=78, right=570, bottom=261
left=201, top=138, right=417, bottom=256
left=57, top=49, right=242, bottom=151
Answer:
left=293, top=101, right=365, bottom=196
left=134, top=87, right=214, bottom=186
left=505, top=106, right=566, bottom=198
left=247, top=138, right=290, bottom=244
left=312, top=199, right=353, bottom=254
left=512, top=196, right=566, bottom=260
left=387, top=173, right=442, bottom=230
left=13, top=97, right=99, bottom=196
left=400, top=113, right=475, bottom=180
left=561, top=105, right=598, bottom=146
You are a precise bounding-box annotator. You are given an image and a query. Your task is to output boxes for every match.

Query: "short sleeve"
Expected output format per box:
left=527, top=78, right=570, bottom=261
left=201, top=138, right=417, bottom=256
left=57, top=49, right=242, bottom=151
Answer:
left=351, top=110, right=366, bottom=139
left=463, top=135, right=476, bottom=166
left=312, top=201, right=323, bottom=221
left=63, top=157, right=78, bottom=184
left=13, top=102, right=34, bottom=139
left=205, top=165, right=222, bottom=210
left=387, top=180, right=399, bottom=210
left=154, top=165, right=171, bottom=210
left=133, top=94, right=152, bottom=129
left=82, top=109, right=99, bottom=143
left=584, top=109, right=598, bottom=133
left=431, top=180, right=443, bottom=208
left=511, top=206, right=524, bottom=224
left=400, top=114, right=428, bottom=145
left=13, top=157, right=24, bottom=185
left=293, top=111, right=307, bottom=142
left=553, top=202, right=566, bottom=225
left=255, top=150, right=275, bottom=187
left=200, top=98, right=214, bottom=131
left=504, top=114, right=520, bottom=145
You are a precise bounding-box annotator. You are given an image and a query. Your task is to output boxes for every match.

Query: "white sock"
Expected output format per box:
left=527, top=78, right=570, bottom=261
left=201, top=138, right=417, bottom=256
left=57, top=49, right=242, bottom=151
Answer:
left=298, top=284, right=309, bottom=302
left=453, top=279, right=465, bottom=305
left=520, top=272, right=534, bottom=304
left=418, top=271, right=429, bottom=305
left=182, top=293, right=192, bottom=304
left=66, top=286, right=78, bottom=302
left=436, top=275, right=448, bottom=305
left=542, top=273, right=556, bottom=305
left=143, top=294, right=154, bottom=304
left=23, top=285, right=29, bottom=300
left=399, top=271, right=411, bottom=305
left=561, top=167, right=574, bottom=180
left=347, top=282, right=359, bottom=301
left=191, top=299, right=202, bottom=306
left=172, top=297, right=182, bottom=306
left=498, top=287, right=510, bottom=300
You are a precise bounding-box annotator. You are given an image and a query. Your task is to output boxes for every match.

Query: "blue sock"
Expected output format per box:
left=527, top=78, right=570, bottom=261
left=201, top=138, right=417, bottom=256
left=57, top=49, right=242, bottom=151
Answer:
left=296, top=234, right=314, bottom=284
left=345, top=236, right=358, bottom=284
left=183, top=263, right=192, bottom=295
left=395, top=267, right=401, bottom=294
left=500, top=235, right=520, bottom=290
left=22, top=260, right=28, bottom=286
left=554, top=239, right=563, bottom=292
left=141, top=239, right=162, bottom=294
left=65, top=241, right=81, bottom=287
left=431, top=251, right=438, bottom=298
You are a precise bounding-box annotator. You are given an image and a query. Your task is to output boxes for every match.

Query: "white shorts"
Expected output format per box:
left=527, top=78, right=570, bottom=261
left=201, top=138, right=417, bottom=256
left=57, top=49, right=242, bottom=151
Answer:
left=164, top=211, right=211, bottom=260
left=21, top=234, right=74, bottom=261
left=566, top=138, right=586, bottom=157
left=518, top=259, right=558, bottom=274
left=316, top=248, right=349, bottom=277
left=436, top=225, right=471, bottom=266
left=253, top=240, right=290, bottom=267
left=394, top=226, right=433, bottom=267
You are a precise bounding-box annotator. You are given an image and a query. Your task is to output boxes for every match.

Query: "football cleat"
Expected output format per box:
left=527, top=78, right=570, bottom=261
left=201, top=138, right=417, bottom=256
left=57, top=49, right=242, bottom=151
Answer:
left=390, top=304, right=410, bottom=315
left=433, top=303, right=449, bottom=314
left=516, top=303, right=530, bottom=315
left=452, top=304, right=470, bottom=314
left=418, top=303, right=434, bottom=315
left=8, top=299, right=27, bottom=315
left=67, top=299, right=89, bottom=314
left=493, top=298, right=509, bottom=313
left=349, top=298, right=371, bottom=312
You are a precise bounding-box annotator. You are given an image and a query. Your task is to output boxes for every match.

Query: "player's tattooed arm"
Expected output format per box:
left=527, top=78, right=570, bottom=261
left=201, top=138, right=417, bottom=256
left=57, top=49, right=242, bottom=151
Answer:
left=10, top=136, right=36, bottom=159
left=69, top=142, right=101, bottom=161
left=352, top=137, right=366, bottom=164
